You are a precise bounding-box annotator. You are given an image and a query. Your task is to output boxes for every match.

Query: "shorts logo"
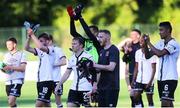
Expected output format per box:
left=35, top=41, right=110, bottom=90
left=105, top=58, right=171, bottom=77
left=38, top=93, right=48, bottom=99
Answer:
left=12, top=88, right=17, bottom=94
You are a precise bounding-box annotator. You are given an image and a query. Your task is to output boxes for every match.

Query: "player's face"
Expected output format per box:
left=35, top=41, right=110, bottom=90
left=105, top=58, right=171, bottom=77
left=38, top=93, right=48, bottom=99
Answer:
left=98, top=32, right=107, bottom=47
left=130, top=31, right=140, bottom=42
left=72, top=39, right=82, bottom=52
left=139, top=37, right=145, bottom=47
left=6, top=41, right=16, bottom=51
left=39, top=37, right=47, bottom=46
left=159, top=26, right=168, bottom=39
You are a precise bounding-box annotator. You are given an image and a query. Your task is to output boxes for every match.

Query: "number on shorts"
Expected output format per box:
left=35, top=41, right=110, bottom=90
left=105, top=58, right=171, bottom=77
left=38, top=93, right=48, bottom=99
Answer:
left=42, top=87, right=48, bottom=93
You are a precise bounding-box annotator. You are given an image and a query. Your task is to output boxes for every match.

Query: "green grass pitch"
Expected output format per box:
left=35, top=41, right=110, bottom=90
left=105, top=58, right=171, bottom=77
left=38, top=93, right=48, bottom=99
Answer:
left=0, top=79, right=180, bottom=107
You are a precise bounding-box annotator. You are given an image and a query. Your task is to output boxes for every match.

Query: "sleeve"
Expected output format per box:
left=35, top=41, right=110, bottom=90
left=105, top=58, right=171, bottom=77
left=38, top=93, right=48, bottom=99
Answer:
left=54, top=48, right=66, bottom=65
left=70, top=19, right=83, bottom=38
left=34, top=48, right=41, bottom=57
left=165, top=41, right=178, bottom=54
left=67, top=58, right=73, bottom=69
left=20, top=52, right=27, bottom=64
left=57, top=48, right=66, bottom=58
left=47, top=46, right=54, bottom=55
left=79, top=18, right=102, bottom=52
left=109, top=46, right=119, bottom=63
left=150, top=55, right=157, bottom=64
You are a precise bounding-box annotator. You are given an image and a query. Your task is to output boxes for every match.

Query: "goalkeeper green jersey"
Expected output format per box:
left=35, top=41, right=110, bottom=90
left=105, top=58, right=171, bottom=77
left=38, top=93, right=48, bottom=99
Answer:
left=85, top=40, right=99, bottom=63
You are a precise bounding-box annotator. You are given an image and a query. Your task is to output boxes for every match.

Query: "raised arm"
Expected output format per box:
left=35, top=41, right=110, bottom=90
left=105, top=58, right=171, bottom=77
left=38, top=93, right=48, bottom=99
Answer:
left=24, top=36, right=36, bottom=54
left=144, top=41, right=154, bottom=59
left=27, top=29, right=49, bottom=53
left=70, top=18, right=83, bottom=38
left=147, top=41, right=169, bottom=57
left=79, top=17, right=102, bottom=52
left=144, top=34, right=169, bottom=58
left=79, top=17, right=97, bottom=41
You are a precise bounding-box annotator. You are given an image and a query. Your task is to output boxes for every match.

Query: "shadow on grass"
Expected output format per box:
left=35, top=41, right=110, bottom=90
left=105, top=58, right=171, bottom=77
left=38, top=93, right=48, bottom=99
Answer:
left=0, top=98, right=68, bottom=107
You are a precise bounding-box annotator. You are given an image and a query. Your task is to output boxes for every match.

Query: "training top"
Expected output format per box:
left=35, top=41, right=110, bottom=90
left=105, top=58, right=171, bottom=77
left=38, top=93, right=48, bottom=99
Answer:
left=67, top=51, right=93, bottom=91
left=34, top=47, right=54, bottom=82
left=52, top=46, right=66, bottom=82
left=98, top=45, right=120, bottom=90
left=135, top=49, right=157, bottom=84
left=155, top=39, right=180, bottom=81
left=70, top=20, right=99, bottom=63
left=3, top=51, right=26, bottom=84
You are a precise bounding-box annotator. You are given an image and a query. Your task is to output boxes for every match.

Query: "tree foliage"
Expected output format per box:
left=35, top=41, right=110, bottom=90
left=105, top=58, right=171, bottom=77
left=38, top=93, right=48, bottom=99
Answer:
left=0, top=0, right=180, bottom=27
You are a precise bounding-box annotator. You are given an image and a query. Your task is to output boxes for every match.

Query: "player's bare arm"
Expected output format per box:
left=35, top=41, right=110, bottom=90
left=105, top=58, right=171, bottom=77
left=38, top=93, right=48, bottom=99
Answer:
left=93, top=61, right=116, bottom=72
left=53, top=56, right=67, bottom=67
left=55, top=68, right=72, bottom=93
left=27, top=29, right=49, bottom=53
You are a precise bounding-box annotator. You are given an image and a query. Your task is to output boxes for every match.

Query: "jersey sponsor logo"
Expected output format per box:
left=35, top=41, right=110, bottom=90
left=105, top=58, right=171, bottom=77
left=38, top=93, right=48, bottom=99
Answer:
left=105, top=51, right=109, bottom=56
left=86, top=46, right=92, bottom=51
left=40, top=53, right=44, bottom=57
left=7, top=58, right=18, bottom=64
left=100, top=53, right=102, bottom=57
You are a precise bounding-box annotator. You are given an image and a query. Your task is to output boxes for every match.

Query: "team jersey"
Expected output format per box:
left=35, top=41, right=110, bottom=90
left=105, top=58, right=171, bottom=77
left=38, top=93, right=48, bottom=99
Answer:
left=98, top=45, right=120, bottom=90
left=3, top=51, right=26, bottom=84
left=135, top=49, right=157, bottom=84
left=67, top=51, right=93, bottom=91
left=85, top=40, right=99, bottom=63
left=155, top=39, right=180, bottom=81
left=52, top=46, right=66, bottom=81
left=34, top=47, right=54, bottom=82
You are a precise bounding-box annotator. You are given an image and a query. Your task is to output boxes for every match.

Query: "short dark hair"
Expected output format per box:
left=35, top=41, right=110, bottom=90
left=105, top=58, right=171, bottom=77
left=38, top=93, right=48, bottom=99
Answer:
left=132, top=29, right=141, bottom=35
left=159, top=21, right=172, bottom=33
left=48, top=34, right=53, bottom=41
left=7, top=37, right=17, bottom=44
left=99, top=29, right=111, bottom=36
left=38, top=33, right=49, bottom=40
left=89, top=25, right=99, bottom=33
left=73, top=37, right=85, bottom=48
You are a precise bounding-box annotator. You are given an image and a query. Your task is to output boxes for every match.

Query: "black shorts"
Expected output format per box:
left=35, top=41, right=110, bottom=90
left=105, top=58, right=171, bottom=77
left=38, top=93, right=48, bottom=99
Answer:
left=53, top=82, right=63, bottom=96
left=6, top=84, right=22, bottom=97
left=98, top=89, right=119, bottom=107
left=67, top=89, right=91, bottom=107
left=158, top=80, right=178, bottom=101
left=37, top=81, right=54, bottom=103
left=134, top=82, right=154, bottom=94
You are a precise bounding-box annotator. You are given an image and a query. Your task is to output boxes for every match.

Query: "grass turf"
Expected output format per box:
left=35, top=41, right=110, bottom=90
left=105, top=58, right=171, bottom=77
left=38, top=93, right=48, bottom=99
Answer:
left=0, top=79, right=180, bottom=107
